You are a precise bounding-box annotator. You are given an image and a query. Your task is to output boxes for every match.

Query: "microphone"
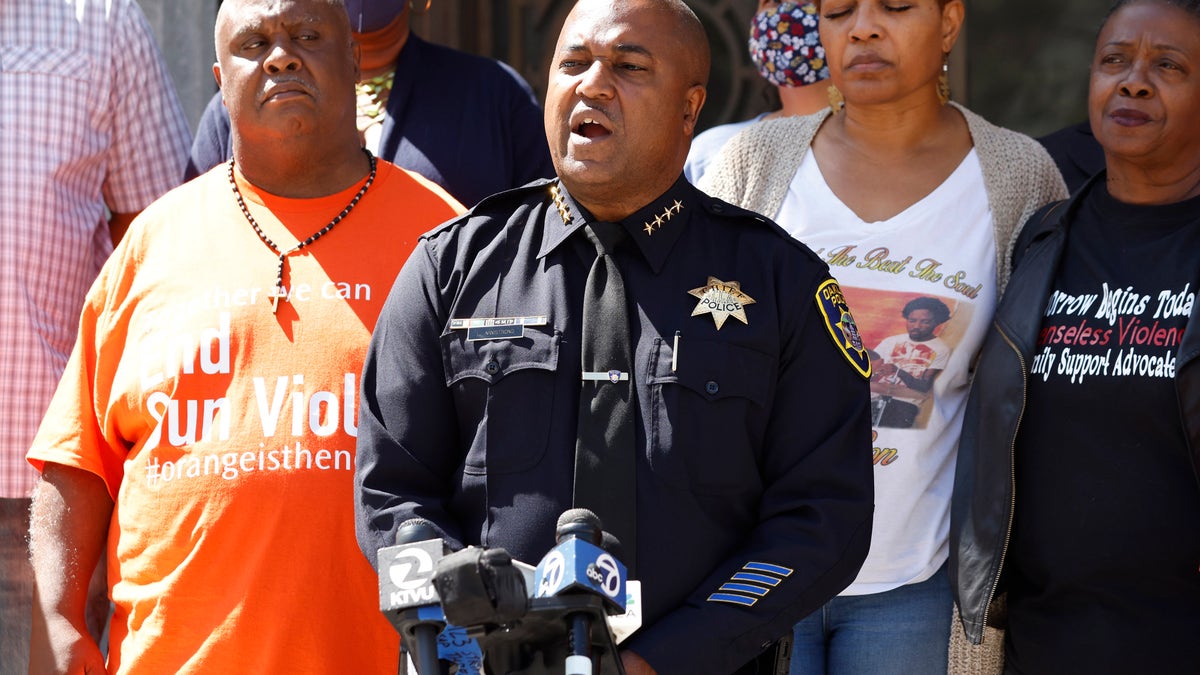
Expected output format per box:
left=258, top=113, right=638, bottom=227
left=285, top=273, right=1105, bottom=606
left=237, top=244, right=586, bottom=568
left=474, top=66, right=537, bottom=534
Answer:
left=378, top=519, right=476, bottom=675
left=533, top=509, right=628, bottom=675
left=535, top=509, right=627, bottom=613
left=376, top=513, right=628, bottom=674
left=433, top=546, right=529, bottom=630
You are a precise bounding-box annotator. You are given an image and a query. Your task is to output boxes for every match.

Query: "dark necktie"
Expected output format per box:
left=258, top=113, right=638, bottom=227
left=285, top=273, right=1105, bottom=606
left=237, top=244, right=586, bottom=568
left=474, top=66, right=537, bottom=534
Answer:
left=573, top=221, right=637, bottom=574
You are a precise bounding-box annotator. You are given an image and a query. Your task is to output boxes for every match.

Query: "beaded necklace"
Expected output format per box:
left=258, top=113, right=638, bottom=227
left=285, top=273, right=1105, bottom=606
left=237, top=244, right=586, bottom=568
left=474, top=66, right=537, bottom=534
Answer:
left=229, top=148, right=377, bottom=313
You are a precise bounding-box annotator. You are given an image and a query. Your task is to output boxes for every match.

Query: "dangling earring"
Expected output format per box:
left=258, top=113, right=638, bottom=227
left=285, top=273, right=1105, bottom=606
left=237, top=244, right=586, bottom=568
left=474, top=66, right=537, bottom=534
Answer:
left=827, top=84, right=845, bottom=113
left=937, top=56, right=951, bottom=106
left=410, top=0, right=432, bottom=14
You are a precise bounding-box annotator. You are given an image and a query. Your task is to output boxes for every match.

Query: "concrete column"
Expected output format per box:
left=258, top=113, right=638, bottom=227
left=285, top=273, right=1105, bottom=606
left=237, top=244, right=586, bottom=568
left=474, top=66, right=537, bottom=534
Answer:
left=137, top=0, right=218, bottom=131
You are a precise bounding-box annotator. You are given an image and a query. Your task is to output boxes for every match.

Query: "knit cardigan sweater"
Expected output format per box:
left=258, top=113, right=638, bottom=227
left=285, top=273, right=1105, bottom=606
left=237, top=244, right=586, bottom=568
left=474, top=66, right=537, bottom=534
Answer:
left=699, top=103, right=1068, bottom=293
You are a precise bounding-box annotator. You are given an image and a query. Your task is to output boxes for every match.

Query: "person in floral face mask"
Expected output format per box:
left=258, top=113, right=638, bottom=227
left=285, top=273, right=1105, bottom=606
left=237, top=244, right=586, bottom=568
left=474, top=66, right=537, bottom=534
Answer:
left=748, top=1, right=829, bottom=87
left=684, top=1, right=829, bottom=184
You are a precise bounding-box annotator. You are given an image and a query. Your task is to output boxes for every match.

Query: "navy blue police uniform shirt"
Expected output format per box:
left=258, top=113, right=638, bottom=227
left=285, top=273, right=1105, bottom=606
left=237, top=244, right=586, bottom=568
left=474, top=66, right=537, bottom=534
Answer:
left=355, top=175, right=875, bottom=673
left=185, top=34, right=553, bottom=207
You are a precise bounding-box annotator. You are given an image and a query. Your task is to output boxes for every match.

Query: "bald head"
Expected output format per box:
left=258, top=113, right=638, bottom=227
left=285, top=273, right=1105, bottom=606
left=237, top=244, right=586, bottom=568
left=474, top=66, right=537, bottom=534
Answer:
left=216, top=0, right=353, bottom=58
left=213, top=0, right=365, bottom=194
left=545, top=0, right=710, bottom=220
left=653, top=0, right=710, bottom=87
left=568, top=0, right=711, bottom=86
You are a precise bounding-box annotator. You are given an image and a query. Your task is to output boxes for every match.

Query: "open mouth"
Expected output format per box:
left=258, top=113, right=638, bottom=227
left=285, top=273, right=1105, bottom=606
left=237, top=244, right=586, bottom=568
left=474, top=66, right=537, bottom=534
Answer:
left=573, top=117, right=611, bottom=139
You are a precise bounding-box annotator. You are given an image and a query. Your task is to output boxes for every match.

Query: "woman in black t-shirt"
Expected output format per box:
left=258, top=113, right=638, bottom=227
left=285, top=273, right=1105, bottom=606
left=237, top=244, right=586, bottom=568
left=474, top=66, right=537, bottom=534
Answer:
left=950, top=0, right=1200, bottom=673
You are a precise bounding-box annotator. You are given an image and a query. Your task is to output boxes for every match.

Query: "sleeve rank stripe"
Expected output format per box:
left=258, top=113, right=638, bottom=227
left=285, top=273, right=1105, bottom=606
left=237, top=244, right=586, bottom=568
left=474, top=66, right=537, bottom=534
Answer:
left=718, top=583, right=770, bottom=597
left=730, top=572, right=782, bottom=586
left=742, top=562, right=793, bottom=577
left=707, top=593, right=759, bottom=607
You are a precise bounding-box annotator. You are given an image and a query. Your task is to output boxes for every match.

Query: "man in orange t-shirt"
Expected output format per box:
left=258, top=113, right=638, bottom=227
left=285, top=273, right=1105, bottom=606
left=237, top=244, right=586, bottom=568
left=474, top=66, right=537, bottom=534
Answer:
left=25, top=0, right=463, bottom=672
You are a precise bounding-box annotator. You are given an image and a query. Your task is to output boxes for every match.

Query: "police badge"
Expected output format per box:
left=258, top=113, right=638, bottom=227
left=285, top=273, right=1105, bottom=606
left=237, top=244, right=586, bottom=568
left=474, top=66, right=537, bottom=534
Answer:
left=688, top=277, right=756, bottom=330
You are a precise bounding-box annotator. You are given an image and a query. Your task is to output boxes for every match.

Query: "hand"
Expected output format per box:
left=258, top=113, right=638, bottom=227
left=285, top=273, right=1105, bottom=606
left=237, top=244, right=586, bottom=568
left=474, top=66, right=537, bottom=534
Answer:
left=29, top=614, right=106, bottom=675
left=620, top=650, right=657, bottom=675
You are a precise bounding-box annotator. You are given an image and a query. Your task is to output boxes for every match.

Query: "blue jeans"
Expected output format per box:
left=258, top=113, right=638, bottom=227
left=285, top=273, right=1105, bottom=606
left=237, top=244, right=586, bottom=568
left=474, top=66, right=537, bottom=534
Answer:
left=789, top=563, right=951, bottom=675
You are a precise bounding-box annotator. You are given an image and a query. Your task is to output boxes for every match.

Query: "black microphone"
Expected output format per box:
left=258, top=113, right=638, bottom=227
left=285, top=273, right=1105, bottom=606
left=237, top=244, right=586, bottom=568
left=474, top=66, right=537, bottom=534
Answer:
left=533, top=509, right=629, bottom=675
left=433, top=545, right=528, bottom=630
left=378, top=519, right=449, bottom=675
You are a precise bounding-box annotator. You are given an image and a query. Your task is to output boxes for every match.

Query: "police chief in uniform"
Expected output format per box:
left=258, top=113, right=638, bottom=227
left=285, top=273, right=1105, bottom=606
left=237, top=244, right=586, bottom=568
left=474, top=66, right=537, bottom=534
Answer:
left=354, top=1, right=875, bottom=672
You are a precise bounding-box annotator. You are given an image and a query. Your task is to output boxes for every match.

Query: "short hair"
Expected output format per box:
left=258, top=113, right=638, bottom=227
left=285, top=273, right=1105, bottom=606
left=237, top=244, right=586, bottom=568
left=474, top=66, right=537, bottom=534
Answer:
left=1101, top=0, right=1200, bottom=33
left=902, top=297, right=951, bottom=325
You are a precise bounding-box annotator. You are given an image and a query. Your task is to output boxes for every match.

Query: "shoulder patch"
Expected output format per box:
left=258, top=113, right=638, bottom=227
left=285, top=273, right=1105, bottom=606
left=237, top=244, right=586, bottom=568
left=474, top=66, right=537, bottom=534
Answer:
left=814, top=279, right=871, bottom=379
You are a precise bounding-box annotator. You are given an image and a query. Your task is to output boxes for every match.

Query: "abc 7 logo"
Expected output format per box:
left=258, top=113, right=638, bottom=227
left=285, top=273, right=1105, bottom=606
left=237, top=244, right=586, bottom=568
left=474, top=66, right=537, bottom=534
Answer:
left=537, top=551, right=621, bottom=599
left=537, top=550, right=567, bottom=596
left=588, top=553, right=621, bottom=599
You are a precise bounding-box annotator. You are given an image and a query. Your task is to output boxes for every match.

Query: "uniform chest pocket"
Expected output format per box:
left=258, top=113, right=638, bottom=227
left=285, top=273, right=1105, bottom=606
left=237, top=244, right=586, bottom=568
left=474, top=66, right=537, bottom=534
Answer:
left=442, top=326, right=560, bottom=474
left=646, top=338, right=775, bottom=495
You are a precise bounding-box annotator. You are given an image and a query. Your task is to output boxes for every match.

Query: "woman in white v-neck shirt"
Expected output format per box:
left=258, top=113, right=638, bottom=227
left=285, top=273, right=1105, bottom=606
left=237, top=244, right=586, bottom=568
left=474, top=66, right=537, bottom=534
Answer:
left=702, top=1, right=1066, bottom=672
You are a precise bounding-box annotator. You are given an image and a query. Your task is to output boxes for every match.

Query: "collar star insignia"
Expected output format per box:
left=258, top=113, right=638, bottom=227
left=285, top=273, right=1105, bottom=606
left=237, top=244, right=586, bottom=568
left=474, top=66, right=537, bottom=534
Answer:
left=549, top=181, right=573, bottom=226
left=642, top=200, right=684, bottom=236
left=688, top=276, right=756, bottom=329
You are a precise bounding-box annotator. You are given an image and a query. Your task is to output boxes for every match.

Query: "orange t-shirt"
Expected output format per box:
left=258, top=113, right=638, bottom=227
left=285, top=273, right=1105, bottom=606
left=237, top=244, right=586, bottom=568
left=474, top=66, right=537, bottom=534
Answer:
left=28, top=160, right=463, bottom=674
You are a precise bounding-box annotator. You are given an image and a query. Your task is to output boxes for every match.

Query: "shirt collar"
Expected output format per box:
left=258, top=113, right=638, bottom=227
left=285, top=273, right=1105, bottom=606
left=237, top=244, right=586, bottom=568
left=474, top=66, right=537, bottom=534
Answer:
left=537, top=175, right=693, bottom=274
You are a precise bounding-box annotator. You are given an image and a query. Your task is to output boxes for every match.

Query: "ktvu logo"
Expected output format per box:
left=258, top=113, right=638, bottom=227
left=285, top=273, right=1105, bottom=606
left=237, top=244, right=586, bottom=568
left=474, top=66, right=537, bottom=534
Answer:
left=388, top=547, right=437, bottom=606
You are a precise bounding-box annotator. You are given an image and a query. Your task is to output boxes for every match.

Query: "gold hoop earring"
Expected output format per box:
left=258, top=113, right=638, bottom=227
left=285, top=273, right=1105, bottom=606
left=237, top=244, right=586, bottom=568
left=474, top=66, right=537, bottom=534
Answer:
left=410, top=0, right=432, bottom=14
left=827, top=84, right=845, bottom=113
left=937, top=56, right=951, bottom=106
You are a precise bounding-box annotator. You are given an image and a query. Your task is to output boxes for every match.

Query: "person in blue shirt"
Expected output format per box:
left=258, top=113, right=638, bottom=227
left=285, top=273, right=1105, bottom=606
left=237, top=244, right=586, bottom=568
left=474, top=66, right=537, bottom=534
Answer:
left=354, top=1, right=875, bottom=673
left=186, top=0, right=553, bottom=208
left=684, top=1, right=830, bottom=185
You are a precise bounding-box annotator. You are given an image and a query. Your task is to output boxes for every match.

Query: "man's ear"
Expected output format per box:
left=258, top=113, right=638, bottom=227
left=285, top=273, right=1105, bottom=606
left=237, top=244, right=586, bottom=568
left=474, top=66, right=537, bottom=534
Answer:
left=683, top=85, right=707, bottom=137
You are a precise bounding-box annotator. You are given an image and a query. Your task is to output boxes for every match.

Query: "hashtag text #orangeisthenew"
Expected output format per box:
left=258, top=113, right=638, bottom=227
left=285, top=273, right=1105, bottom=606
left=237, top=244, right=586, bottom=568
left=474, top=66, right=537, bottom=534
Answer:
left=143, top=441, right=352, bottom=484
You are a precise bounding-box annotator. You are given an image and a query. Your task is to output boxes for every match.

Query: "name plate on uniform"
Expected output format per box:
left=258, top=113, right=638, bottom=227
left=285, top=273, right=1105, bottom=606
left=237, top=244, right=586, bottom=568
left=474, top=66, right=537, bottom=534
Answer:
left=450, top=316, right=549, bottom=342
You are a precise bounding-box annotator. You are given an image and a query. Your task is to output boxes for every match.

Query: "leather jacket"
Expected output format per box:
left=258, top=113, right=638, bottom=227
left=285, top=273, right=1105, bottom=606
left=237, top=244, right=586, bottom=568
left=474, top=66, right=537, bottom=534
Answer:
left=949, top=174, right=1200, bottom=644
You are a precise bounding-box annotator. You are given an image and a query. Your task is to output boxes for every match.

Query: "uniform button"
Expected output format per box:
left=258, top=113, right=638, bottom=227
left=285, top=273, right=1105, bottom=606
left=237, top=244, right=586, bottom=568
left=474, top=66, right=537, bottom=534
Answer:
left=484, top=360, right=500, bottom=375
left=711, top=202, right=724, bottom=213
left=705, top=380, right=719, bottom=395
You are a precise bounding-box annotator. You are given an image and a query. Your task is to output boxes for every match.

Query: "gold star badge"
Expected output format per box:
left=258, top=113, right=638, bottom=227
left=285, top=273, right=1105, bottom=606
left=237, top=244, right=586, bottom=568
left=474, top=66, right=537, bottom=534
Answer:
left=688, top=277, right=756, bottom=329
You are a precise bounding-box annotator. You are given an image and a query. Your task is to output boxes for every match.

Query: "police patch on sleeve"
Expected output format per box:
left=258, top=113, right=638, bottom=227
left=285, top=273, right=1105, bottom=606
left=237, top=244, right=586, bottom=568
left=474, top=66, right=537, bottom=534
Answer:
left=814, top=279, right=871, bottom=379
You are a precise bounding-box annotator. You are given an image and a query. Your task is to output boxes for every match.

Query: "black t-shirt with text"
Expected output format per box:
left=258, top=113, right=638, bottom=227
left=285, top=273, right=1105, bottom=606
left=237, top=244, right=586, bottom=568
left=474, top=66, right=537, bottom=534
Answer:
left=1006, top=184, right=1200, bottom=674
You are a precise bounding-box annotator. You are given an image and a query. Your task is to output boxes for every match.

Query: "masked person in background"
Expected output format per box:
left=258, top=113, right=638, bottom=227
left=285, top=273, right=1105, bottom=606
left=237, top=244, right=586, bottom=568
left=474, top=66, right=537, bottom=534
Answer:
left=685, top=1, right=831, bottom=185
left=187, top=0, right=553, bottom=208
